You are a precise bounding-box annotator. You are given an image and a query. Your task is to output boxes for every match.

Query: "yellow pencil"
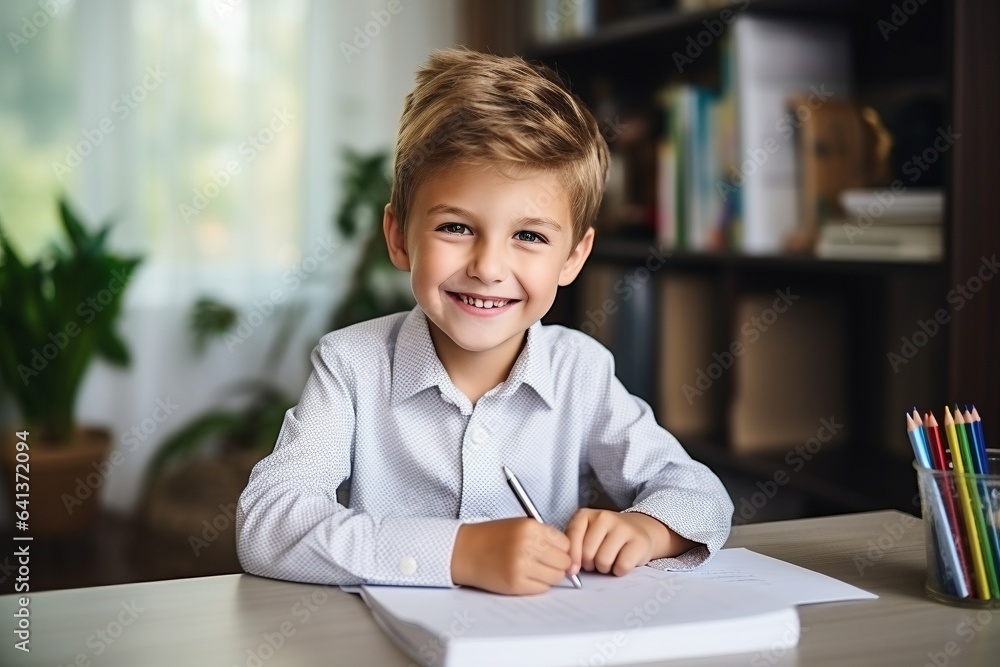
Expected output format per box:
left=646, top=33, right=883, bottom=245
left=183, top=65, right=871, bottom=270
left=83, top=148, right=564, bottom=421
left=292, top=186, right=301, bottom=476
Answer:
left=945, top=407, right=991, bottom=599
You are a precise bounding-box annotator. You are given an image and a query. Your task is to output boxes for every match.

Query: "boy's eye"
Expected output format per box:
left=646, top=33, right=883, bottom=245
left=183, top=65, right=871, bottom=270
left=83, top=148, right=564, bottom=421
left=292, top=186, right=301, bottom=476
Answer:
left=439, top=223, right=469, bottom=235
left=515, top=231, right=546, bottom=244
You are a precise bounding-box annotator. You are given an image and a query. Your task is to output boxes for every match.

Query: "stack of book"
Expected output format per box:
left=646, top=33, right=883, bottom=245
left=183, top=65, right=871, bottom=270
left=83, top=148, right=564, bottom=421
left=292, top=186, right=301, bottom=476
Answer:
left=815, top=188, right=943, bottom=262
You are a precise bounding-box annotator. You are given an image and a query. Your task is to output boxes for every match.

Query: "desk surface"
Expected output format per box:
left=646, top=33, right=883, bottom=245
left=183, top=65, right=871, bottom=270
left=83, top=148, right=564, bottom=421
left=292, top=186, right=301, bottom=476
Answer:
left=2, top=510, right=998, bottom=666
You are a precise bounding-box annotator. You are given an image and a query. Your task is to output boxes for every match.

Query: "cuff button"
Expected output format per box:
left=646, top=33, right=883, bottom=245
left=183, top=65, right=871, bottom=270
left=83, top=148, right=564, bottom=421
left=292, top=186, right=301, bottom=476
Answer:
left=399, top=556, right=417, bottom=576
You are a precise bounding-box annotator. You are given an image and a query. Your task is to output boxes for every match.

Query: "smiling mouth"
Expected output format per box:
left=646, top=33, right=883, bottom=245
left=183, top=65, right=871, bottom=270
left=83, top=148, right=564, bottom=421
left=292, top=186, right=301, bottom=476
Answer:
left=447, top=292, right=520, bottom=309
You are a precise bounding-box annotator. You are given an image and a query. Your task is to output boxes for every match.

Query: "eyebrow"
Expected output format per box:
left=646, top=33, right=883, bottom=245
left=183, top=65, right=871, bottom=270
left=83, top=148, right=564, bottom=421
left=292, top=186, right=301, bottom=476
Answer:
left=426, top=204, right=564, bottom=233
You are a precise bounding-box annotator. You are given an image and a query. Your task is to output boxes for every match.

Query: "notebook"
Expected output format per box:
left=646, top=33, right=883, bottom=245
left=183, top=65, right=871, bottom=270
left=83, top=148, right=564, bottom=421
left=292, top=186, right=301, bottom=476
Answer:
left=356, top=548, right=875, bottom=667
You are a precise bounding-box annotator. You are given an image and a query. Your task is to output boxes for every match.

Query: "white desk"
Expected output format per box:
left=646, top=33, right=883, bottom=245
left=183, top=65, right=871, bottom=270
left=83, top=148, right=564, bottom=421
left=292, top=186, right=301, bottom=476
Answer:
left=2, top=511, right=999, bottom=666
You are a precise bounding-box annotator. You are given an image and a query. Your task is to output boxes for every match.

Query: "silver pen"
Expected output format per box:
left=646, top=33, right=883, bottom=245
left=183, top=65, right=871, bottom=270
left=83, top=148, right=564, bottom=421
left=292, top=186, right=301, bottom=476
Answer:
left=502, top=465, right=583, bottom=589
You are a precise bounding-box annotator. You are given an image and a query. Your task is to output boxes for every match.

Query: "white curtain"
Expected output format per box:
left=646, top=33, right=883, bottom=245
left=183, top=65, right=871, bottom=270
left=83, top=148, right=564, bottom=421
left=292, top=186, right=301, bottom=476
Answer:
left=0, top=0, right=457, bottom=515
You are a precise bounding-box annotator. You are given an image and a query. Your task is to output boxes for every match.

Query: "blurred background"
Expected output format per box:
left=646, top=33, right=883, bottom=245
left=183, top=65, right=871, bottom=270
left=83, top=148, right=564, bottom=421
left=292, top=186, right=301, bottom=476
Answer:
left=0, top=0, right=996, bottom=592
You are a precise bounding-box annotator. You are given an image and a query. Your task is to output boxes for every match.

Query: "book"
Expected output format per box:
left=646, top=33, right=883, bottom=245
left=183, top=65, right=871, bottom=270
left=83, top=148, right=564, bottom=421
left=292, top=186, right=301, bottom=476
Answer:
left=840, top=188, right=944, bottom=224
left=730, top=16, right=852, bottom=254
left=360, top=567, right=797, bottom=666
left=656, top=83, right=729, bottom=251
left=816, top=220, right=943, bottom=261
left=356, top=548, right=876, bottom=667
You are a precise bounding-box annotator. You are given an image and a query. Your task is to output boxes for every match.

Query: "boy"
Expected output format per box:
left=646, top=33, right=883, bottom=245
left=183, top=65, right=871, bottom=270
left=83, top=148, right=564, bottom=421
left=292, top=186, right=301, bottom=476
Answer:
left=236, top=47, right=733, bottom=595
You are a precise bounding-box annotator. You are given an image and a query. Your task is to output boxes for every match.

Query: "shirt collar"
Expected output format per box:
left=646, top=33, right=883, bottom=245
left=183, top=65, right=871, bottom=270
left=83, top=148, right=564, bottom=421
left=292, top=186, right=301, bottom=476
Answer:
left=391, top=305, right=555, bottom=411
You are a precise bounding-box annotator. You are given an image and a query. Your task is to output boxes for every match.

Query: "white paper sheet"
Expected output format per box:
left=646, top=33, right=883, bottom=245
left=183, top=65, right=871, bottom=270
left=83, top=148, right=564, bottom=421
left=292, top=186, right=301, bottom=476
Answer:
left=687, top=547, right=878, bottom=605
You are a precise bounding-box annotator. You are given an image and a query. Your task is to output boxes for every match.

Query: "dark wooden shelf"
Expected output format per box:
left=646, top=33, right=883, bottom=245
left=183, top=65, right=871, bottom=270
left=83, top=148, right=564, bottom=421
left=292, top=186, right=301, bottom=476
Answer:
left=515, top=0, right=1000, bottom=524
left=588, top=236, right=946, bottom=275
left=527, top=0, right=860, bottom=60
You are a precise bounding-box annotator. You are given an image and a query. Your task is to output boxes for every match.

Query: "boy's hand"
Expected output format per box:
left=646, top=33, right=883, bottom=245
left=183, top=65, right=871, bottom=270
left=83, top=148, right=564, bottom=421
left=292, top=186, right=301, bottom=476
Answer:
left=451, top=518, right=573, bottom=595
left=565, top=509, right=694, bottom=577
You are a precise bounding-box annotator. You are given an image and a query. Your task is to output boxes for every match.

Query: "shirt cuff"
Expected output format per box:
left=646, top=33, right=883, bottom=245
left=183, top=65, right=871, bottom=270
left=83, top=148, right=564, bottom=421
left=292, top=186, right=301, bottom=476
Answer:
left=621, top=498, right=732, bottom=571
left=370, top=516, right=464, bottom=587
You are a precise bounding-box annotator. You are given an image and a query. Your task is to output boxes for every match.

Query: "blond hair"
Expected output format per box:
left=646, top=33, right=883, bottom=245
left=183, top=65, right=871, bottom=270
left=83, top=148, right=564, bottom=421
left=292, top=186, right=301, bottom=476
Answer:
left=391, top=47, right=609, bottom=248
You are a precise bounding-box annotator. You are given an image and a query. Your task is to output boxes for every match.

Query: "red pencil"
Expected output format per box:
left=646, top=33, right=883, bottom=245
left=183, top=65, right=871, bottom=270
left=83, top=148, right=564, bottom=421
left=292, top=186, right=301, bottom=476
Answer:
left=926, top=410, right=976, bottom=597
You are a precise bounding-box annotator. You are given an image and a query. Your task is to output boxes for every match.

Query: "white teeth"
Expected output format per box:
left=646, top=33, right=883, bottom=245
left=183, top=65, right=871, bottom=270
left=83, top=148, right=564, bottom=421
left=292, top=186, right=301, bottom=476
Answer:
left=456, top=293, right=510, bottom=308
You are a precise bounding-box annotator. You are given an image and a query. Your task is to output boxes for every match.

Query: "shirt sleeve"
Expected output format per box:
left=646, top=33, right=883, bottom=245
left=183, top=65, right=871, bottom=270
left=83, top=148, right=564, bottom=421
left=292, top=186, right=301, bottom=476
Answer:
left=235, top=338, right=463, bottom=587
left=585, top=345, right=734, bottom=570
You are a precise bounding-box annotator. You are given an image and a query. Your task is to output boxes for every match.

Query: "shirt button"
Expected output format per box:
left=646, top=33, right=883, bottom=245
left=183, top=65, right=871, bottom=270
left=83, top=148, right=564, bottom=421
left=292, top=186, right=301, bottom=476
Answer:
left=399, top=556, right=417, bottom=576
left=471, top=427, right=487, bottom=445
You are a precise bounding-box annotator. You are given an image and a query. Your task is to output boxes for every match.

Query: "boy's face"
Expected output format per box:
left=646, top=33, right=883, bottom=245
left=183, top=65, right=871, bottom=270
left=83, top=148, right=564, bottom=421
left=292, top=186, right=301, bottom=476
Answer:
left=383, top=164, right=594, bottom=358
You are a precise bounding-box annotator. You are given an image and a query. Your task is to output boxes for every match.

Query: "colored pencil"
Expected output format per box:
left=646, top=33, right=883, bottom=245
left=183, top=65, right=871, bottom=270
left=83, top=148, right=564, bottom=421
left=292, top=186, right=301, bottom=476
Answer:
left=906, top=412, right=932, bottom=468
left=955, top=407, right=1000, bottom=597
left=964, top=407, right=1000, bottom=589
left=944, top=407, right=992, bottom=599
left=925, top=410, right=975, bottom=598
left=907, top=413, right=969, bottom=598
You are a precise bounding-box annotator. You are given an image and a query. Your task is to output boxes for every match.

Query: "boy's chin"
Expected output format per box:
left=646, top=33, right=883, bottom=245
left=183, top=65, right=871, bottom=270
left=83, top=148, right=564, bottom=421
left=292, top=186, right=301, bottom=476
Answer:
left=442, top=325, right=527, bottom=353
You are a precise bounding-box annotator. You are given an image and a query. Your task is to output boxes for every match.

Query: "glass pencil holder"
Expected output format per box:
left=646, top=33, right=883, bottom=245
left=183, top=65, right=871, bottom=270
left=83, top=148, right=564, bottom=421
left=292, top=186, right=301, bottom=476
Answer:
left=915, top=450, right=1000, bottom=608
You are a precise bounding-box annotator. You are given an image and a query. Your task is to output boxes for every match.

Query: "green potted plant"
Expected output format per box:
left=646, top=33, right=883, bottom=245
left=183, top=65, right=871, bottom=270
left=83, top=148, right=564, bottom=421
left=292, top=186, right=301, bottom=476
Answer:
left=0, top=199, right=142, bottom=537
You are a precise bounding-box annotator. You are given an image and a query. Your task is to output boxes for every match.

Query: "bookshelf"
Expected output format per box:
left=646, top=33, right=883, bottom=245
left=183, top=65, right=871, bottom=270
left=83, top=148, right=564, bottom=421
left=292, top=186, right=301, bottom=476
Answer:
left=459, top=0, right=1000, bottom=519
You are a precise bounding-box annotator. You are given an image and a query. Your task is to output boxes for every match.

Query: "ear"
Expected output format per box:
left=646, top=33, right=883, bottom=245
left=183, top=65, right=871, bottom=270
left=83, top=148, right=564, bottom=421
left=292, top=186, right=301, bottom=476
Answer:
left=383, top=203, right=411, bottom=272
left=557, top=226, right=595, bottom=286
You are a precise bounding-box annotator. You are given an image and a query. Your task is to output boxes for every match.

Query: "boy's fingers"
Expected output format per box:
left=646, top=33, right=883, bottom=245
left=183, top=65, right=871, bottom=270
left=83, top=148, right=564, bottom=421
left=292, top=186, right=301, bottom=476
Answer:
left=537, top=548, right=573, bottom=579
left=528, top=553, right=572, bottom=587
left=564, top=513, right=590, bottom=574
left=543, top=523, right=571, bottom=552
left=593, top=530, right=629, bottom=574
left=612, top=539, right=649, bottom=576
left=580, top=522, right=611, bottom=572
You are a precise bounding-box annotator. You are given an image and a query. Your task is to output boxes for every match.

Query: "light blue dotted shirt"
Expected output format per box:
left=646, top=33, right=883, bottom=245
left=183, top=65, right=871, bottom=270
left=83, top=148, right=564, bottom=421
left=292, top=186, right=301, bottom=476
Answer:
left=236, top=305, right=734, bottom=587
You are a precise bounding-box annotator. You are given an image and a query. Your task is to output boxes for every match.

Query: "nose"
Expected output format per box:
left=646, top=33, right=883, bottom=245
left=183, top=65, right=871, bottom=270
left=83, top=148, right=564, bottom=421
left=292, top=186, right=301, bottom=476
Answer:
left=467, top=237, right=509, bottom=284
